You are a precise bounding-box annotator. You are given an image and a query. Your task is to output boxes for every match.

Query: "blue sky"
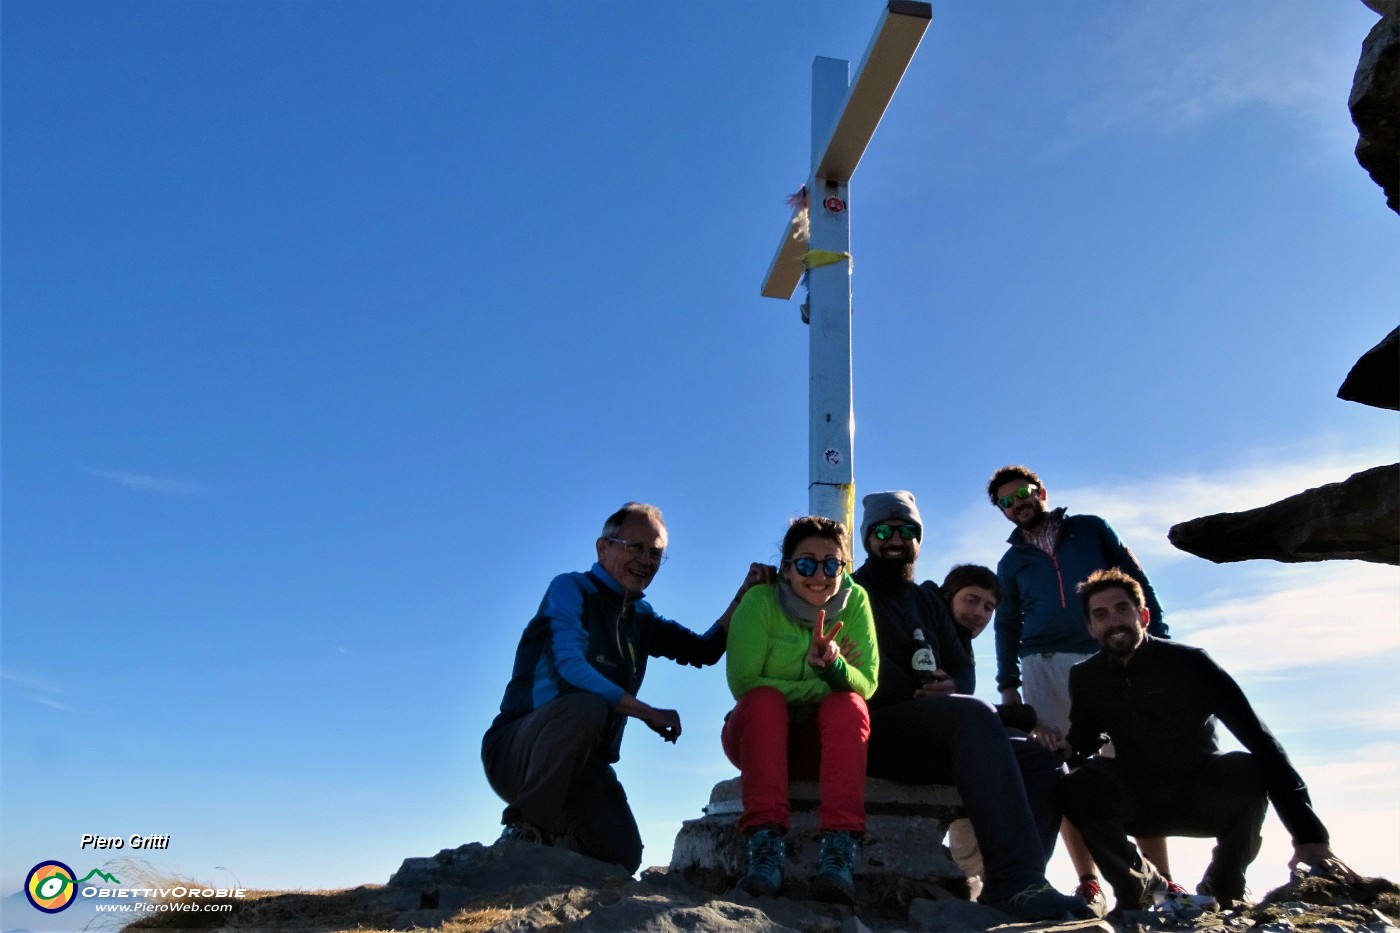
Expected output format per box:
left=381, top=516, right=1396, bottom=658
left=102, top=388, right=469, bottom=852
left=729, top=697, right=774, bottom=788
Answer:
left=3, top=0, right=1397, bottom=916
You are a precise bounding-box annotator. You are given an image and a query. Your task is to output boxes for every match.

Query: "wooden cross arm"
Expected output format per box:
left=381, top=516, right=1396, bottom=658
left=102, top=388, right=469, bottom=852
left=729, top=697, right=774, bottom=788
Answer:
left=761, top=0, right=931, bottom=300
left=816, top=0, right=931, bottom=185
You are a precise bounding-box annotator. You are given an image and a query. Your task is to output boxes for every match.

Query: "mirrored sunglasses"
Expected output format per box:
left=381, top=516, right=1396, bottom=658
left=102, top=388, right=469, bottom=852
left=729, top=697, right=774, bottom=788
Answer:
left=997, top=484, right=1040, bottom=510
left=873, top=523, right=921, bottom=542
left=791, top=556, right=846, bottom=578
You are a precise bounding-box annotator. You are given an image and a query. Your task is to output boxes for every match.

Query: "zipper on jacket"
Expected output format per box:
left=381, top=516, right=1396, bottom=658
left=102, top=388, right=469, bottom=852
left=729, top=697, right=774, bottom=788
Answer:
left=616, top=595, right=637, bottom=687
left=1050, top=553, right=1067, bottom=609
left=1015, top=540, right=1068, bottom=610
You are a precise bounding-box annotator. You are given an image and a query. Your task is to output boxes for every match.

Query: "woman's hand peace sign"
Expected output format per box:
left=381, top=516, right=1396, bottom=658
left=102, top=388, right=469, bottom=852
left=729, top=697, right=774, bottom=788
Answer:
left=807, top=610, right=843, bottom=669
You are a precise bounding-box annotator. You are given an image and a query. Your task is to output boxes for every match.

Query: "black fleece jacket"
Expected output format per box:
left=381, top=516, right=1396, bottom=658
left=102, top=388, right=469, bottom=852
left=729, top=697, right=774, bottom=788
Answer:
left=1067, top=636, right=1328, bottom=844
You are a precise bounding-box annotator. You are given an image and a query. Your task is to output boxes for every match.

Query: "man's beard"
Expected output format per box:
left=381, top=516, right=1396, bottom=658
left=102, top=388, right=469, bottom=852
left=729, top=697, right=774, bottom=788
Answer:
left=1102, top=627, right=1141, bottom=658
left=861, top=553, right=916, bottom=588
left=1013, top=502, right=1047, bottom=530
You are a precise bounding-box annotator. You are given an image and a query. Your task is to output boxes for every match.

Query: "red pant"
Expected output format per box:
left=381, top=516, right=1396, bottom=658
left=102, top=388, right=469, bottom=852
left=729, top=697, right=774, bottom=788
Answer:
left=721, top=686, right=869, bottom=833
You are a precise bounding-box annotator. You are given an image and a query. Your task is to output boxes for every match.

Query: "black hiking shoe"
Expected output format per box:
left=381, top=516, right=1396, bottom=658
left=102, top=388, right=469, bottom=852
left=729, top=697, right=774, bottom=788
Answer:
left=737, top=828, right=786, bottom=897
left=986, top=881, right=1093, bottom=921
left=812, top=830, right=857, bottom=905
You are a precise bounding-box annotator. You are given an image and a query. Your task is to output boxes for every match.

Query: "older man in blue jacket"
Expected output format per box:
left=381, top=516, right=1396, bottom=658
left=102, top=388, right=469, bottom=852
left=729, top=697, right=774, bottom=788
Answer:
left=483, top=502, right=769, bottom=872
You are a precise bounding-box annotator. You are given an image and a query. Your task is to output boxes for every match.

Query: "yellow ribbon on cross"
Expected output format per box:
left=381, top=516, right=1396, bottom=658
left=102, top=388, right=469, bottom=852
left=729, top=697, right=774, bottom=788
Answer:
left=800, top=249, right=851, bottom=269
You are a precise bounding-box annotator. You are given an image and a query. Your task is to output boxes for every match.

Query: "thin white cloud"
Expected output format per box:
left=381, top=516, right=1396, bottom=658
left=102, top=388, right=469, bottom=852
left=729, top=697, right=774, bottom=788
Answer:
left=89, top=469, right=218, bottom=498
left=1, top=668, right=72, bottom=694
left=1295, top=742, right=1400, bottom=799
left=1321, top=701, right=1400, bottom=734
left=1179, top=563, right=1400, bottom=673
left=1059, top=3, right=1366, bottom=148
left=1, top=668, right=81, bottom=713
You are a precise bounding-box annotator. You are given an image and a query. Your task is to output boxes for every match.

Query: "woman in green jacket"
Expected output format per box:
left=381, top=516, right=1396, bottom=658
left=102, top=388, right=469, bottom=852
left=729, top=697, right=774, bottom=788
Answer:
left=721, top=515, right=879, bottom=904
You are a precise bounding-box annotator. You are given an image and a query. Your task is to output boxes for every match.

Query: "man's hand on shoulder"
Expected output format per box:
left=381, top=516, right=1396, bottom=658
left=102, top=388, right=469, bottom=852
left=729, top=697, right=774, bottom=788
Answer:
left=1290, top=843, right=1359, bottom=883
left=719, top=563, right=777, bottom=630
left=741, top=562, right=777, bottom=591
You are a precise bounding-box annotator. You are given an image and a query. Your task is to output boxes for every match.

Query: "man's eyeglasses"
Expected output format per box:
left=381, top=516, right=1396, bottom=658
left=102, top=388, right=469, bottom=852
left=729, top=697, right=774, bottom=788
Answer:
left=789, top=556, right=846, bottom=578
left=996, top=485, right=1040, bottom=510
left=605, top=538, right=668, bottom=564
left=873, top=523, right=921, bottom=542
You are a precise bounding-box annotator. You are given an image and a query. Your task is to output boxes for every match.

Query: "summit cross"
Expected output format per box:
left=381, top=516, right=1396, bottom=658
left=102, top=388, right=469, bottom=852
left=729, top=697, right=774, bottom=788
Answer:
left=760, top=0, right=932, bottom=531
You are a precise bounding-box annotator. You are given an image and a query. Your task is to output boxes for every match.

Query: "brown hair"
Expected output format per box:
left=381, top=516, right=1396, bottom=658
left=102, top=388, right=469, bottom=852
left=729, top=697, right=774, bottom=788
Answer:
left=987, top=465, right=1042, bottom=504
left=1076, top=568, right=1144, bottom=616
left=781, top=515, right=849, bottom=563
left=941, top=564, right=1001, bottom=603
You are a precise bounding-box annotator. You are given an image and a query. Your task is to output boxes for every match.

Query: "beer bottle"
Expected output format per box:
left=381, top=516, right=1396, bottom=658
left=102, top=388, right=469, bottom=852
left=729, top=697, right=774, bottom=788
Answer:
left=911, top=627, right=938, bottom=684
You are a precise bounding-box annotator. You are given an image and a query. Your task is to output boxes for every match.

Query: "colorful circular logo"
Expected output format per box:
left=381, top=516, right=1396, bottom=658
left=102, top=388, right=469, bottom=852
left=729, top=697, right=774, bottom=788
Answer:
left=25, top=861, right=77, bottom=913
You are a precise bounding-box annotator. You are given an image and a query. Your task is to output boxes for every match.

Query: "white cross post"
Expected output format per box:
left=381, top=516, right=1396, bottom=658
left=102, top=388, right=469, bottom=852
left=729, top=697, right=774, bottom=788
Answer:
left=761, top=1, right=931, bottom=532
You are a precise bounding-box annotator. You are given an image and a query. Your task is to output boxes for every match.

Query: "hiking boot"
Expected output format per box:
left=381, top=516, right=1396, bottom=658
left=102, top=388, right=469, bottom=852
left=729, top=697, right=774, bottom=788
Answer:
left=1153, top=880, right=1214, bottom=921
left=812, top=830, right=857, bottom=905
left=985, top=881, right=1092, bottom=921
left=1074, top=876, right=1109, bottom=918
left=497, top=821, right=548, bottom=845
left=1197, top=875, right=1248, bottom=912
left=737, top=828, right=786, bottom=897
left=1103, top=863, right=1172, bottom=914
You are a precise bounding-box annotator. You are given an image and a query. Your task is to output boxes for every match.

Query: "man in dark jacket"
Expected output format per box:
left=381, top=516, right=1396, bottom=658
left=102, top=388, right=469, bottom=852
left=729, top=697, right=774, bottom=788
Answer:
left=1059, top=569, right=1357, bottom=912
left=941, top=563, right=1056, bottom=739
left=482, top=502, right=769, bottom=872
left=853, top=491, right=1087, bottom=921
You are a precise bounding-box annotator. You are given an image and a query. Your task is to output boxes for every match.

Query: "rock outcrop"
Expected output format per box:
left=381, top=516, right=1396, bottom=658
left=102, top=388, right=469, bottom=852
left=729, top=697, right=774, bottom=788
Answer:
left=1175, top=4, right=1400, bottom=565
left=1351, top=2, right=1400, bottom=214
left=1339, top=327, right=1400, bottom=411
left=1169, top=326, right=1400, bottom=565
left=1169, top=463, right=1400, bottom=565
left=670, top=777, right=968, bottom=910
left=381, top=839, right=1016, bottom=932
left=120, top=835, right=1399, bottom=932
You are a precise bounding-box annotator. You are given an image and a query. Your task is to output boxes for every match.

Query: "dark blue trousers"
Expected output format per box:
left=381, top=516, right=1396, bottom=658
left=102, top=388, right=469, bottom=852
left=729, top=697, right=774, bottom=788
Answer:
left=868, top=693, right=1062, bottom=902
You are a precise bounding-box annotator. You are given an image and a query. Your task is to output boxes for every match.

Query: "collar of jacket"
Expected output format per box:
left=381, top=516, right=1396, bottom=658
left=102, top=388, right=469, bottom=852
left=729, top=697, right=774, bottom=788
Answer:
left=590, top=561, right=638, bottom=597
left=1006, top=506, right=1068, bottom=546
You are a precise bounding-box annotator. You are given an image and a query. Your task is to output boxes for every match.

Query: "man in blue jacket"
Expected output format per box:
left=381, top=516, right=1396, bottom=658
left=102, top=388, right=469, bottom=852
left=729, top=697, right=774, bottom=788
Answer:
left=988, top=465, right=1169, bottom=911
left=482, top=502, right=770, bottom=872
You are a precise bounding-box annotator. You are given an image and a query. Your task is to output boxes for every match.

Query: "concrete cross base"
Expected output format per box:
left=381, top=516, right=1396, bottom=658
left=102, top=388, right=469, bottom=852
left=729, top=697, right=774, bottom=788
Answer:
left=669, top=776, right=970, bottom=910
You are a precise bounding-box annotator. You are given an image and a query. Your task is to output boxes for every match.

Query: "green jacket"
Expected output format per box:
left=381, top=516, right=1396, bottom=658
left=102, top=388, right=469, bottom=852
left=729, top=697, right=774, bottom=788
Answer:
left=725, top=578, right=879, bottom=705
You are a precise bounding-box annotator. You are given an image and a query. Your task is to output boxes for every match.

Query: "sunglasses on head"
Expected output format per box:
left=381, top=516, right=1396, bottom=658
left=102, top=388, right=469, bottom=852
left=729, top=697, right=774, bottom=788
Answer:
left=873, top=523, right=921, bottom=542
left=997, top=484, right=1040, bottom=510
left=790, top=556, right=846, bottom=578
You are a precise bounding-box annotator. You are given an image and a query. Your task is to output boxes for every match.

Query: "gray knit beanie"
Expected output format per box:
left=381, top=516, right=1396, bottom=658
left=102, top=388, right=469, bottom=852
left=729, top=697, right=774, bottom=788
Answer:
left=860, top=490, right=923, bottom=552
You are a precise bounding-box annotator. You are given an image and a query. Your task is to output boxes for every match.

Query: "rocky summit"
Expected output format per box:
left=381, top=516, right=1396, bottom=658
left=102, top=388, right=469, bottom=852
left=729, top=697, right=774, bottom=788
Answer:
left=378, top=842, right=1400, bottom=933
left=122, top=837, right=1398, bottom=932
